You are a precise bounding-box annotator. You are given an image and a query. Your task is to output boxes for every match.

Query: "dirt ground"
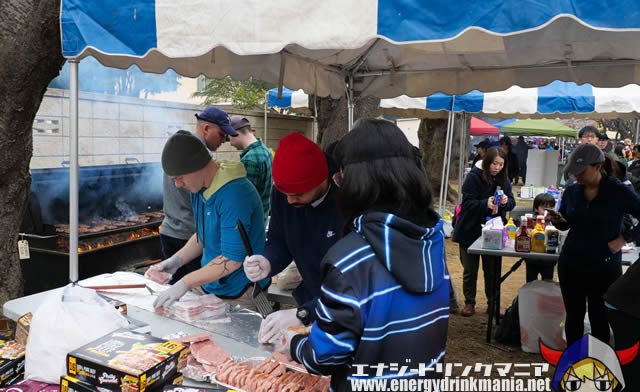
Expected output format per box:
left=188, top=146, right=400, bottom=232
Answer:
left=436, top=184, right=557, bottom=380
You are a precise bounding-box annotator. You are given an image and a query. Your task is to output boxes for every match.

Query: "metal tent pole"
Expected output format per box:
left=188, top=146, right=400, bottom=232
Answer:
left=439, top=110, right=453, bottom=215
left=69, top=60, right=79, bottom=283
left=635, top=119, right=639, bottom=145
left=347, top=76, right=354, bottom=130
left=458, top=112, right=466, bottom=204
left=263, top=92, right=268, bottom=147
left=442, top=100, right=456, bottom=215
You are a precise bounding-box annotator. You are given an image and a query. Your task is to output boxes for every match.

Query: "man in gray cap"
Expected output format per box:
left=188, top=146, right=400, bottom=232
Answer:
left=158, top=107, right=239, bottom=283
left=150, top=130, right=270, bottom=310
left=229, top=116, right=273, bottom=226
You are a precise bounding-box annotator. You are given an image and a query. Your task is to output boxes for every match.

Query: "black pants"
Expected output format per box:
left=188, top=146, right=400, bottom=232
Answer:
left=525, top=260, right=555, bottom=282
left=558, top=259, right=621, bottom=346
left=160, top=233, right=201, bottom=284
left=459, top=244, right=500, bottom=306
left=607, top=307, right=640, bottom=391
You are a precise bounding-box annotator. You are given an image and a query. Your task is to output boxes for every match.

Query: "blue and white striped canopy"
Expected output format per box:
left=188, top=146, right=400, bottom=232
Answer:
left=61, top=1, right=640, bottom=98
left=268, top=81, right=640, bottom=118
left=379, top=81, right=640, bottom=119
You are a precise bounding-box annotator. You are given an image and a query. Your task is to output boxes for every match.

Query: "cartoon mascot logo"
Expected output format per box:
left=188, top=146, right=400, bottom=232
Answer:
left=540, top=334, right=638, bottom=391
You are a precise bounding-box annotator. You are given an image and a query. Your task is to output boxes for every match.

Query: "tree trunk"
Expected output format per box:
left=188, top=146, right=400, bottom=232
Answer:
left=314, top=95, right=379, bottom=149
left=418, top=113, right=469, bottom=204
left=0, top=0, right=65, bottom=306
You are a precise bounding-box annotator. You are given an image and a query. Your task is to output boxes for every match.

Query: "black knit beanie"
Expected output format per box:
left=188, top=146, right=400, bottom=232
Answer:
left=161, top=130, right=211, bottom=176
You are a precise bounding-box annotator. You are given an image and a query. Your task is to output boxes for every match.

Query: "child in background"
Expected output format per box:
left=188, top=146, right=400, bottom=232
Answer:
left=525, top=193, right=557, bottom=282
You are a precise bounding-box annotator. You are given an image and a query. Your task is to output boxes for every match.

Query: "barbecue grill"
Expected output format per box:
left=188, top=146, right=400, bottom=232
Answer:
left=20, top=162, right=165, bottom=294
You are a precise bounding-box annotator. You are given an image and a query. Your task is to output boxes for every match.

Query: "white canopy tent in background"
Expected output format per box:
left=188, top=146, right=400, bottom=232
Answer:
left=265, top=87, right=317, bottom=143
left=60, top=0, right=640, bottom=281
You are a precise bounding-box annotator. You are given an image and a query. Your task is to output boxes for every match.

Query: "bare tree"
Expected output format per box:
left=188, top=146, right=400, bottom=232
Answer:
left=418, top=114, right=468, bottom=204
left=0, top=0, right=65, bottom=306
left=599, top=119, right=638, bottom=141
left=314, top=95, right=380, bottom=150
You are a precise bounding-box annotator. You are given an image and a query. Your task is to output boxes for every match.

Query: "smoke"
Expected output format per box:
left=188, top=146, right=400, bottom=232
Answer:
left=32, top=162, right=165, bottom=225
left=49, top=57, right=179, bottom=98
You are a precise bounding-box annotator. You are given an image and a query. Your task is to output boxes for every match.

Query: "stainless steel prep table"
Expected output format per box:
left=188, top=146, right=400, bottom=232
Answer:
left=3, top=287, right=272, bottom=387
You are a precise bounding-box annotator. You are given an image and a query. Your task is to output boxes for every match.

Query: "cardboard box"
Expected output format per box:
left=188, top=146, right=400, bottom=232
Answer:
left=61, top=373, right=183, bottom=392
left=0, top=340, right=26, bottom=387
left=15, top=313, right=32, bottom=346
left=67, top=329, right=188, bottom=392
left=482, top=226, right=507, bottom=250
left=98, top=295, right=127, bottom=315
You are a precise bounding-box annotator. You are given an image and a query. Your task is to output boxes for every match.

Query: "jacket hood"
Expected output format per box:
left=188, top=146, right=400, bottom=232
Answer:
left=353, top=211, right=447, bottom=294
left=203, top=160, right=247, bottom=199
left=474, top=159, right=483, bottom=169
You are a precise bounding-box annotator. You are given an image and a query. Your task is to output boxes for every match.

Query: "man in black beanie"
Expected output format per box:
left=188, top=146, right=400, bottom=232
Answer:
left=149, top=131, right=270, bottom=310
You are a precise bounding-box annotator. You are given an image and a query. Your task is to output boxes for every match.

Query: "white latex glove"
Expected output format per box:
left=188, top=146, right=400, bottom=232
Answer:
left=148, top=254, right=183, bottom=276
left=153, top=279, right=189, bottom=309
left=258, top=308, right=302, bottom=344
left=276, top=330, right=298, bottom=361
left=244, top=254, right=271, bottom=282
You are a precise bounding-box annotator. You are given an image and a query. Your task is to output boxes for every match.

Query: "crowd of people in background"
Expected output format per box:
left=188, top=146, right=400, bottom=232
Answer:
left=464, top=124, right=640, bottom=389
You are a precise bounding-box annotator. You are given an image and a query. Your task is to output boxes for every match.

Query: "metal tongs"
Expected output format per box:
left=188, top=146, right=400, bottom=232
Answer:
left=236, top=219, right=274, bottom=318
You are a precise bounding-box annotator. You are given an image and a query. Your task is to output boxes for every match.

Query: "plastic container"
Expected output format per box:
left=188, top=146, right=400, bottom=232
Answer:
left=545, top=224, right=560, bottom=254
left=492, top=187, right=504, bottom=215
left=530, top=222, right=546, bottom=253
left=515, top=217, right=531, bottom=253
left=506, top=217, right=517, bottom=240
left=525, top=214, right=534, bottom=230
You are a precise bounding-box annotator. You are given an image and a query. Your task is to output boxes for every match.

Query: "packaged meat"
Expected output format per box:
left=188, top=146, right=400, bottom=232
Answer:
left=66, top=328, right=188, bottom=392
left=168, top=297, right=227, bottom=323
left=145, top=268, right=171, bottom=285
left=214, top=358, right=330, bottom=392
left=162, top=387, right=226, bottom=392
left=189, top=341, right=229, bottom=368
left=0, top=379, right=57, bottom=392
left=0, top=340, right=26, bottom=387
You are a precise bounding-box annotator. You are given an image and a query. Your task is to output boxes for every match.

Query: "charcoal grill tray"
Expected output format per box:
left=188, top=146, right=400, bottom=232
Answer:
left=57, top=217, right=163, bottom=240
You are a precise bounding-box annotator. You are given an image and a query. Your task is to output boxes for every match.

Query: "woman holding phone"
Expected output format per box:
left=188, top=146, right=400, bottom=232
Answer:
left=548, top=143, right=640, bottom=346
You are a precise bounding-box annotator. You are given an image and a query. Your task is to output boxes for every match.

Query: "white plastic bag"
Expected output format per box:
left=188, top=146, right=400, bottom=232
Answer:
left=25, top=284, right=129, bottom=383
left=518, top=280, right=566, bottom=353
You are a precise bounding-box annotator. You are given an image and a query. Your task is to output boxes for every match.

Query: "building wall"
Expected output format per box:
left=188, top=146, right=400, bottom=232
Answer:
left=31, top=88, right=314, bottom=169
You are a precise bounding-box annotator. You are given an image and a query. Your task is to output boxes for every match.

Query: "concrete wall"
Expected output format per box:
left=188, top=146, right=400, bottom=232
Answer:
left=31, top=88, right=314, bottom=169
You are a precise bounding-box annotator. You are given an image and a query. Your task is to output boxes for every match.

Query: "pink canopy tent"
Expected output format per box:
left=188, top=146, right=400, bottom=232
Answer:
left=470, top=116, right=499, bottom=136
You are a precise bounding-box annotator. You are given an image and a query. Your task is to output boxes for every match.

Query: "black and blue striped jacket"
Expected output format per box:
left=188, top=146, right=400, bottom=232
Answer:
left=290, top=211, right=449, bottom=391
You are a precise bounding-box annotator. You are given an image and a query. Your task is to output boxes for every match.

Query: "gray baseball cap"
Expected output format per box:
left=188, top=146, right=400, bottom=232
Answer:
left=564, top=143, right=605, bottom=176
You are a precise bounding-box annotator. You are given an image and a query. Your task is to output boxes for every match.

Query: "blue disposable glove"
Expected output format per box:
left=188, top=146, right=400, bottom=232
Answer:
left=153, top=279, right=189, bottom=309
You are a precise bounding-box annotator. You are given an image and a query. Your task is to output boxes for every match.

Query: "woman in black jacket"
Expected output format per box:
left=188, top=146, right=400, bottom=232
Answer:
left=453, top=147, right=516, bottom=316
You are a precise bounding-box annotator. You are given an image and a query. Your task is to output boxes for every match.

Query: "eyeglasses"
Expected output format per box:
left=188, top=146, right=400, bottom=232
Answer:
left=332, top=172, right=343, bottom=188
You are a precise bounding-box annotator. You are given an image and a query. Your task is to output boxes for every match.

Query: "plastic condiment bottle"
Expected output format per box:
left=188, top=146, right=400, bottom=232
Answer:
left=515, top=217, right=531, bottom=253
left=545, top=223, right=560, bottom=254
left=530, top=222, right=547, bottom=253
left=506, top=217, right=517, bottom=240
left=525, top=213, right=534, bottom=230
left=536, top=215, right=546, bottom=230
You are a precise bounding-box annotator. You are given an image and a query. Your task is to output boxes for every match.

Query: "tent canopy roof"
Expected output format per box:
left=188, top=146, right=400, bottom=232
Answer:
left=61, top=0, right=640, bottom=99
left=500, top=119, right=577, bottom=137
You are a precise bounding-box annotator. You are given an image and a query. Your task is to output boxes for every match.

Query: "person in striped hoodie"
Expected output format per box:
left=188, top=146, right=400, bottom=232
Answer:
left=281, top=119, right=450, bottom=391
